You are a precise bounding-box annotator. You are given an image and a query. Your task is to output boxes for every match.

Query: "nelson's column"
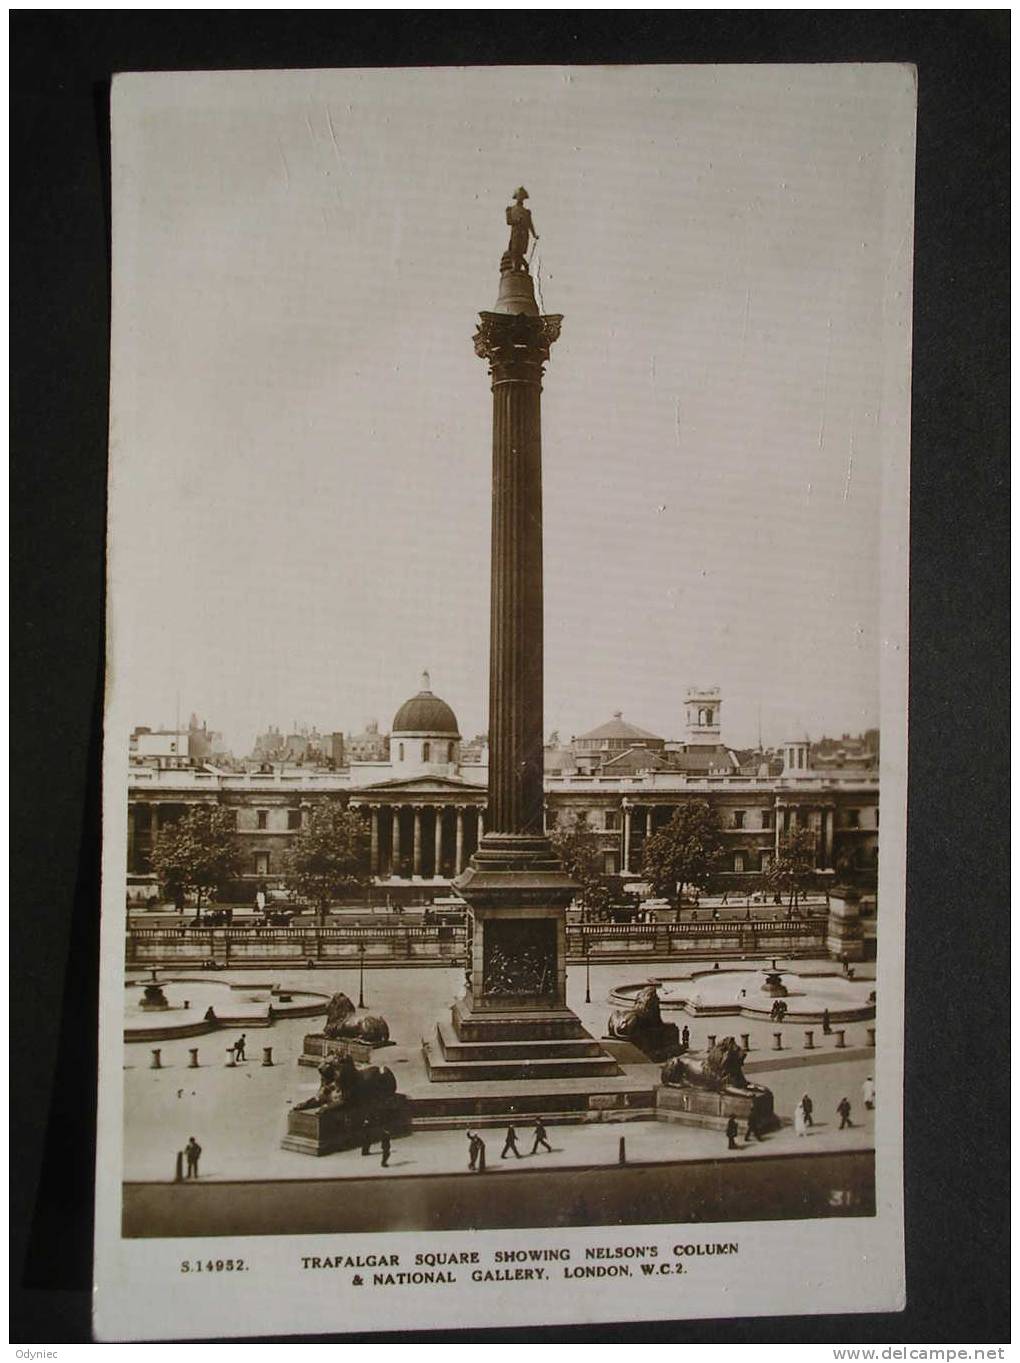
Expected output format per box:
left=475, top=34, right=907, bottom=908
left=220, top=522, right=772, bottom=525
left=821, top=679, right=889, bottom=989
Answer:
left=425, top=191, right=619, bottom=1083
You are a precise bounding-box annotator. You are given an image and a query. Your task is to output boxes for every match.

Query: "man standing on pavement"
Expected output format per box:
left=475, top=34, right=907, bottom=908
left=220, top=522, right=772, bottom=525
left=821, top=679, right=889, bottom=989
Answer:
left=531, top=1119, right=552, bottom=1155
left=379, top=1127, right=391, bottom=1168
left=184, top=1136, right=202, bottom=1178
left=467, top=1130, right=485, bottom=1171
left=862, top=1076, right=875, bottom=1110
left=725, top=1115, right=739, bottom=1150
left=837, top=1096, right=853, bottom=1129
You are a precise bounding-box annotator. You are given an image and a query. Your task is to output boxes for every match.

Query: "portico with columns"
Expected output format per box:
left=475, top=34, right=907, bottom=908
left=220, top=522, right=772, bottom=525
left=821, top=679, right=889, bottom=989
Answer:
left=351, top=778, right=486, bottom=882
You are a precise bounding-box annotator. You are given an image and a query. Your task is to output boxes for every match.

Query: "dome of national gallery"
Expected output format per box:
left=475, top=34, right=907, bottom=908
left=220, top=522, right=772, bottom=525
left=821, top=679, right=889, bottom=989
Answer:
left=392, top=672, right=461, bottom=737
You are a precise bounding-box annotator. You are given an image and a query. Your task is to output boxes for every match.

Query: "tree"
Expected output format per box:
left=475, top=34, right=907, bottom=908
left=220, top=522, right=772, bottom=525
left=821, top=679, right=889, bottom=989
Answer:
left=284, top=800, right=370, bottom=924
left=150, top=804, right=240, bottom=920
left=765, top=827, right=818, bottom=912
left=640, top=801, right=724, bottom=919
left=549, top=811, right=611, bottom=915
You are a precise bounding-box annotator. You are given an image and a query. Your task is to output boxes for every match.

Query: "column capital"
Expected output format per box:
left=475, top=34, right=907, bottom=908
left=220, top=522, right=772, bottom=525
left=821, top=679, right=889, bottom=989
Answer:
left=473, top=310, right=563, bottom=383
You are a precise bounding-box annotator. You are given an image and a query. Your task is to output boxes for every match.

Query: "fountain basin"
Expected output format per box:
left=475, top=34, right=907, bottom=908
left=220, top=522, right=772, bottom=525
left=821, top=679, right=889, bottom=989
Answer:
left=610, top=967, right=874, bottom=1024
left=124, top=975, right=329, bottom=1042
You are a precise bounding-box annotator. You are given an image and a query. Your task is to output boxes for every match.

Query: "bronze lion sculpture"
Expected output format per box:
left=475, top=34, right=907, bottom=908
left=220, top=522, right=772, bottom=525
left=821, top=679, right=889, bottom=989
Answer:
left=321, top=992, right=391, bottom=1046
left=608, top=983, right=664, bottom=1038
left=661, top=1036, right=764, bottom=1098
left=294, top=1053, right=397, bottom=1113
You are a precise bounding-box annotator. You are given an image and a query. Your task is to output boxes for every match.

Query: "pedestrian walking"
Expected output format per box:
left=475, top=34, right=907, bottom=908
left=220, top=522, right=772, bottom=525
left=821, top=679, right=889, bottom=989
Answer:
left=837, top=1096, right=853, bottom=1129
left=725, top=1115, right=739, bottom=1150
left=501, top=1123, right=522, bottom=1159
left=379, top=1127, right=391, bottom=1168
left=360, top=1118, right=374, bottom=1156
left=531, top=1119, right=552, bottom=1155
left=861, top=1076, right=875, bottom=1110
left=234, top=1034, right=247, bottom=1062
left=794, top=1100, right=809, bottom=1138
left=801, top=1093, right=814, bottom=1126
left=184, top=1136, right=202, bottom=1178
left=745, top=1110, right=764, bottom=1143
left=821, top=1009, right=831, bottom=1036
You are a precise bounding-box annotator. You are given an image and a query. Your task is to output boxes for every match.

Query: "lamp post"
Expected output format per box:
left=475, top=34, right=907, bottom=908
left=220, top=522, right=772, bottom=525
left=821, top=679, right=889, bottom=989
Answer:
left=357, top=941, right=366, bottom=1009
left=584, top=938, right=591, bottom=1005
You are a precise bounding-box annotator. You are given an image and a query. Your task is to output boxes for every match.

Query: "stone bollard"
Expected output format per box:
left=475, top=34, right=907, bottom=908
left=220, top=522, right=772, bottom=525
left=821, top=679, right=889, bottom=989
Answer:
left=174, top=1150, right=184, bottom=1183
left=804, top=1031, right=815, bottom=1050
left=740, top=1033, right=751, bottom=1052
left=867, top=1027, right=876, bottom=1047
left=772, top=1032, right=783, bottom=1051
left=706, top=1034, right=717, bottom=1049
left=226, top=1048, right=236, bottom=1067
left=188, top=1048, right=199, bottom=1068
left=150, top=1048, right=162, bottom=1069
left=834, top=1029, right=846, bottom=1049
left=618, top=1136, right=626, bottom=1166
left=262, top=1047, right=274, bottom=1067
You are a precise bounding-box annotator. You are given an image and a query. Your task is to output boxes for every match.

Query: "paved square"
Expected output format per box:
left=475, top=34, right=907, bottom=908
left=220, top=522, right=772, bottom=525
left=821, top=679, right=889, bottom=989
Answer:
left=124, top=959, right=878, bottom=1183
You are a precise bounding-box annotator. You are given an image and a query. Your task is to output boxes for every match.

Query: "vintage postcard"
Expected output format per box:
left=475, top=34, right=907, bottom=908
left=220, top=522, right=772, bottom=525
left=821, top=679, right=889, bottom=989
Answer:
left=95, top=64, right=915, bottom=1340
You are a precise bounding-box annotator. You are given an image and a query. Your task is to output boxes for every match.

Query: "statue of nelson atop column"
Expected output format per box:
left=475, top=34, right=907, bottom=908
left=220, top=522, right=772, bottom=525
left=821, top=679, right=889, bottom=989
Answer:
left=502, top=186, right=539, bottom=273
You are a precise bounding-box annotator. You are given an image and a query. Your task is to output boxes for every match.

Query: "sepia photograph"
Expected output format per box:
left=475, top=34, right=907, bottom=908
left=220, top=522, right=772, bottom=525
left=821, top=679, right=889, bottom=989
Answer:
left=93, top=62, right=915, bottom=1340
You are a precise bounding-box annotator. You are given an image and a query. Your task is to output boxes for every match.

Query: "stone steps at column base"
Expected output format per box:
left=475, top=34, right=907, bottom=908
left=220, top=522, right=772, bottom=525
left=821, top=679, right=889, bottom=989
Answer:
left=424, top=1052, right=622, bottom=1083
left=451, top=1000, right=589, bottom=1043
left=409, top=1107, right=658, bottom=1132
left=407, top=1085, right=657, bottom=1125
left=434, top=1021, right=606, bottom=1063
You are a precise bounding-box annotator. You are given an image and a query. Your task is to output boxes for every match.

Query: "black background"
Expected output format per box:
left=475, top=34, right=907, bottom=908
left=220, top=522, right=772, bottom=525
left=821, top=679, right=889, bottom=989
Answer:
left=11, top=11, right=1009, bottom=1345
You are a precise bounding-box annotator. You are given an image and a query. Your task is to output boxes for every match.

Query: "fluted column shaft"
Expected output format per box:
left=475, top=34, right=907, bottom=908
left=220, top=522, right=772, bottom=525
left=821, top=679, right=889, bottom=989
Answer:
left=474, top=310, right=561, bottom=838
left=489, top=368, right=543, bottom=834
left=434, top=807, right=444, bottom=878
left=392, top=807, right=402, bottom=877
left=370, top=806, right=380, bottom=876
left=455, top=807, right=465, bottom=874
left=412, top=807, right=423, bottom=876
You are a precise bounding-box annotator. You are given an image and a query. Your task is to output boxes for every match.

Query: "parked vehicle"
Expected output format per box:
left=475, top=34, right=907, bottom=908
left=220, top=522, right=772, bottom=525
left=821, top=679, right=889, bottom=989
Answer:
left=259, top=908, right=296, bottom=927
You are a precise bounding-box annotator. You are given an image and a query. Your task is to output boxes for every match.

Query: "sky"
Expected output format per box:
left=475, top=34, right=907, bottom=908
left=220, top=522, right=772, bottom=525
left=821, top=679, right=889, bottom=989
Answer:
left=109, top=65, right=914, bottom=755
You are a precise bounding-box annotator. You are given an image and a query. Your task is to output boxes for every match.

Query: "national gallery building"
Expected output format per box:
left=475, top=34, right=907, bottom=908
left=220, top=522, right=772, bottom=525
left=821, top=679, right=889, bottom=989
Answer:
left=126, top=676, right=879, bottom=896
